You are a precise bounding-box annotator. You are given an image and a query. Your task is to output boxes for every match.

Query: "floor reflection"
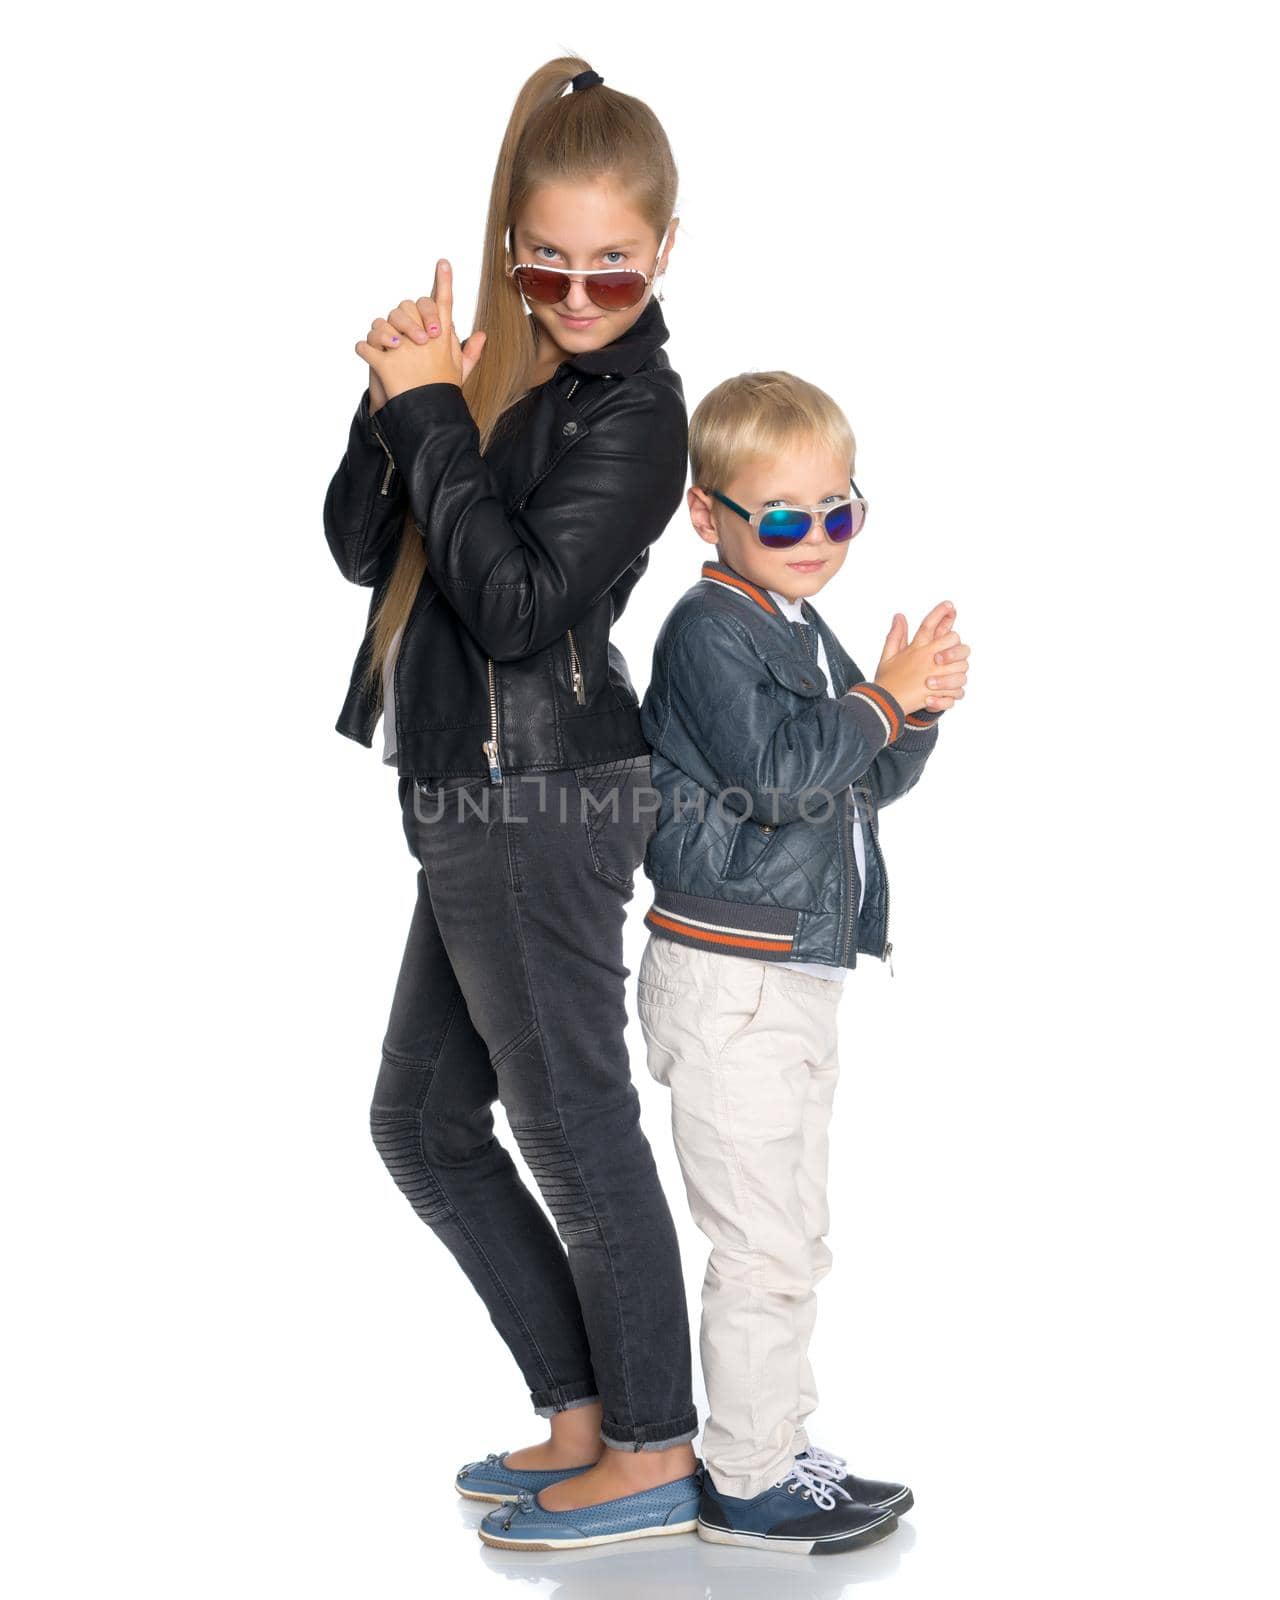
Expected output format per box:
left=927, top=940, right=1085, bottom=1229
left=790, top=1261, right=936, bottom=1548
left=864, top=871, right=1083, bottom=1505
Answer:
left=455, top=1493, right=915, bottom=1598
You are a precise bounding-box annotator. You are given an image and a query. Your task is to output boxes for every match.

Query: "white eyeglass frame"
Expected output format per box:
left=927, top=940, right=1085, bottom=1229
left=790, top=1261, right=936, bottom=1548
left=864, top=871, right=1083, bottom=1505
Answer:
left=505, top=221, right=671, bottom=300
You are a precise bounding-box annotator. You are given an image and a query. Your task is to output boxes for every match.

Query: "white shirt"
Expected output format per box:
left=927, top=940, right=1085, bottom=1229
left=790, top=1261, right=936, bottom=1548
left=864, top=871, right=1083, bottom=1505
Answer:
left=765, top=590, right=869, bottom=985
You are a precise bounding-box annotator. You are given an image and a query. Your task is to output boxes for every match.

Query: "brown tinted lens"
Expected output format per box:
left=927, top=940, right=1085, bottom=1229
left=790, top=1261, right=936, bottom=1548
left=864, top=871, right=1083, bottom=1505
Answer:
left=584, top=272, right=647, bottom=310
left=513, top=266, right=570, bottom=304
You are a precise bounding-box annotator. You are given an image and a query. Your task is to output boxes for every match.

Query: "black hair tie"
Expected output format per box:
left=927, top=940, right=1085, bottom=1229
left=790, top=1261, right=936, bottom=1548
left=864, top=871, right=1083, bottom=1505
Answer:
left=570, top=69, right=604, bottom=91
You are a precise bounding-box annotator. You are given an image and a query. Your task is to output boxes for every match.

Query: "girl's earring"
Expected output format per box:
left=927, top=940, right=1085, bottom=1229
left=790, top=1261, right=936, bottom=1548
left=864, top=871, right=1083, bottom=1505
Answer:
left=656, top=270, right=666, bottom=303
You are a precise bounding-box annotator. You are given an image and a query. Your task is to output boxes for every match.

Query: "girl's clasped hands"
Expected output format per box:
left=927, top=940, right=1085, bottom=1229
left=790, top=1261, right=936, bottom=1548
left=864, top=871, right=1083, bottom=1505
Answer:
left=356, top=259, right=487, bottom=408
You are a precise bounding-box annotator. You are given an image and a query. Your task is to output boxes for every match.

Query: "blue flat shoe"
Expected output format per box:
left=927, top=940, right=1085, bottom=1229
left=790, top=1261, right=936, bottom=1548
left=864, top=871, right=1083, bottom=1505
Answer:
left=454, top=1450, right=594, bottom=1504
left=477, top=1471, right=703, bottom=1550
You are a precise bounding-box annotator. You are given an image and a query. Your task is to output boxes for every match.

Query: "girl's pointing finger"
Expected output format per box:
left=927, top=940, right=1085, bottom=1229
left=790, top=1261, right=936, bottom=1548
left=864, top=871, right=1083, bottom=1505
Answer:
left=434, top=258, right=453, bottom=328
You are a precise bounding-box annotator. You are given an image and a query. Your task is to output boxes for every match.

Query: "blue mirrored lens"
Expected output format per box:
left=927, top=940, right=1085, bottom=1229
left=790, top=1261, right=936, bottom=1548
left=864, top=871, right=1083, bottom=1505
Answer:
left=824, top=503, right=855, bottom=541
left=758, top=509, right=812, bottom=547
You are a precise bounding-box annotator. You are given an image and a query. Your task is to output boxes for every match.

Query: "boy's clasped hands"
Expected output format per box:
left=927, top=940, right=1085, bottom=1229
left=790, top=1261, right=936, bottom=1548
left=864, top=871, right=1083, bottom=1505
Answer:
left=870, top=600, right=970, bottom=717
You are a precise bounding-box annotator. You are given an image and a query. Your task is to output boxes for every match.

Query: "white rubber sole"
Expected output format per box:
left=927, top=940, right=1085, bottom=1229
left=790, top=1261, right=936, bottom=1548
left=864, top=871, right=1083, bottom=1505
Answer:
left=455, top=1483, right=518, bottom=1504
left=697, top=1511, right=898, bottom=1554
left=478, top=1517, right=698, bottom=1552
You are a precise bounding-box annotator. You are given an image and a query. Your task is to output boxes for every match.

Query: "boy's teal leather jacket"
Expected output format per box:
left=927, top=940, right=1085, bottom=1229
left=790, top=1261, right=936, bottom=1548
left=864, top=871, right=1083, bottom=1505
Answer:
left=639, top=557, right=944, bottom=971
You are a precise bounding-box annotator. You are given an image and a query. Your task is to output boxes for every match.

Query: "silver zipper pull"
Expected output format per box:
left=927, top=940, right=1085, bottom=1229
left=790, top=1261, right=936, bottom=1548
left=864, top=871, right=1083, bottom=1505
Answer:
left=372, top=421, right=396, bottom=495
left=882, top=941, right=895, bottom=977
left=566, top=630, right=587, bottom=703
left=484, top=658, right=503, bottom=783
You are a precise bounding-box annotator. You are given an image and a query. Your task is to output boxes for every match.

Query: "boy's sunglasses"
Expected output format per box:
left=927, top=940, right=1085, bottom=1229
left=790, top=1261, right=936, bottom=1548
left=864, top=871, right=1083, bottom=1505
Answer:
left=706, top=478, right=869, bottom=548
left=506, top=224, right=670, bottom=312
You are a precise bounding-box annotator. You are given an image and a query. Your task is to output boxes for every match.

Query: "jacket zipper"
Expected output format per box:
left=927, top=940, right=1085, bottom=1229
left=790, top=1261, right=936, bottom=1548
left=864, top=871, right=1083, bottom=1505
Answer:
left=839, top=790, right=858, bottom=967
left=371, top=418, right=396, bottom=495
left=566, top=628, right=586, bottom=704
left=845, top=646, right=895, bottom=975
left=558, top=378, right=586, bottom=704
left=862, top=785, right=894, bottom=975
left=483, top=658, right=502, bottom=784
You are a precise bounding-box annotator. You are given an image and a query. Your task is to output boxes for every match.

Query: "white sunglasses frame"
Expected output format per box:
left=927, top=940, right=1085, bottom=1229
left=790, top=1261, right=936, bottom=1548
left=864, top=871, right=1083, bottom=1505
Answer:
left=505, top=221, right=672, bottom=304
left=706, top=478, right=870, bottom=546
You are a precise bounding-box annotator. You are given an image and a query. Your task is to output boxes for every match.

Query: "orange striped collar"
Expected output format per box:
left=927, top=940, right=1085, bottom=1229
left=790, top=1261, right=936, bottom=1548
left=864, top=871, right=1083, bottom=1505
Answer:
left=699, top=560, right=781, bottom=615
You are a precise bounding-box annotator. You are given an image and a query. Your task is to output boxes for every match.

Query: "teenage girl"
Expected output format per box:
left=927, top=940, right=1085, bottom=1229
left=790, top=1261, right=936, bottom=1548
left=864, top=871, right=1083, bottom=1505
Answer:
left=323, top=58, right=702, bottom=1547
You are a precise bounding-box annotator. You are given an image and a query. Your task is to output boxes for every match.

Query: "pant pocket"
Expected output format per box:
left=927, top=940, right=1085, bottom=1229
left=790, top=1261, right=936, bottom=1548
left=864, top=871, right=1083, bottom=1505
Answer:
left=572, top=755, right=656, bottom=887
left=637, top=978, right=678, bottom=1010
left=637, top=940, right=701, bottom=1086
left=706, top=957, right=769, bottom=1057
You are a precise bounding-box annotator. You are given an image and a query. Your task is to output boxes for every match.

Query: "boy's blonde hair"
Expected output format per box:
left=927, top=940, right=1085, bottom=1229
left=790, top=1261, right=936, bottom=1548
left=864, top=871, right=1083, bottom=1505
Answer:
left=688, top=371, right=855, bottom=493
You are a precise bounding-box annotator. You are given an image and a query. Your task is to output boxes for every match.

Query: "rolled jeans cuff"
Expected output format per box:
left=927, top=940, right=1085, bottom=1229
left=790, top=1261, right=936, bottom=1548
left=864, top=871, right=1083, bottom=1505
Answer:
left=531, top=1381, right=601, bottom=1418
left=599, top=1410, right=700, bottom=1453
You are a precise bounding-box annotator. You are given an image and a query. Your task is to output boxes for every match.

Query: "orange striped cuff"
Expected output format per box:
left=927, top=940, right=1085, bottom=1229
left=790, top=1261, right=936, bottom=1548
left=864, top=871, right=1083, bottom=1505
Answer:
left=845, top=682, right=903, bottom=745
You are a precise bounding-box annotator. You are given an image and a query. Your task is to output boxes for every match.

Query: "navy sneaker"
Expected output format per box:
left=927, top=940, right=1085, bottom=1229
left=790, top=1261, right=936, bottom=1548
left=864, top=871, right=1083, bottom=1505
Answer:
left=698, top=1460, right=899, bottom=1554
left=797, top=1444, right=915, bottom=1517
left=477, top=1471, right=703, bottom=1550
left=454, top=1450, right=594, bottom=1504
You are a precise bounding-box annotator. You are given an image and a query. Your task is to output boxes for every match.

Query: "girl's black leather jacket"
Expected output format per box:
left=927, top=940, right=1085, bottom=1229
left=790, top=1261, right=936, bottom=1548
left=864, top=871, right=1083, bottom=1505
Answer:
left=322, top=297, right=687, bottom=783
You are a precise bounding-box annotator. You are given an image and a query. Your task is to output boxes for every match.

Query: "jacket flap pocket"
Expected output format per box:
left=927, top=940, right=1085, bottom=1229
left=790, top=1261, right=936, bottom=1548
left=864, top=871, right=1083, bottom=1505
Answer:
left=761, top=651, right=828, bottom=697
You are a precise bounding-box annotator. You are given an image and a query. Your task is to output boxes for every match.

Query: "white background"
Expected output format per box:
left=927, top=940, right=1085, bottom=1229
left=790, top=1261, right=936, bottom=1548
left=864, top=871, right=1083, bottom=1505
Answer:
left=4, top=4, right=1277, bottom=1596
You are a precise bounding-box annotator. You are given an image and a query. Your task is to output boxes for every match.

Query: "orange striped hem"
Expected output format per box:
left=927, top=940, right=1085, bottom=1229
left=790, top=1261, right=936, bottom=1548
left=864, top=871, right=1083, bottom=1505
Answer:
left=700, top=563, right=778, bottom=614
left=645, top=910, right=793, bottom=953
left=905, top=710, right=941, bottom=728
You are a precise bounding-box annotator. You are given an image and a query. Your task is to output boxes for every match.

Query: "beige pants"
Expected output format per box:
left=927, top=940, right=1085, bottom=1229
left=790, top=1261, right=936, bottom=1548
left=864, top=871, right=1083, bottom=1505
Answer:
left=636, top=932, right=844, bottom=1499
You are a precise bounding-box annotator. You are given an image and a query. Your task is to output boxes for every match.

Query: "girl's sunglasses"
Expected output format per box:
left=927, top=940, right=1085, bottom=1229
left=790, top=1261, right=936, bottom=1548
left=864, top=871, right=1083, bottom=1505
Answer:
left=506, top=224, right=670, bottom=312
left=706, top=478, right=869, bottom=548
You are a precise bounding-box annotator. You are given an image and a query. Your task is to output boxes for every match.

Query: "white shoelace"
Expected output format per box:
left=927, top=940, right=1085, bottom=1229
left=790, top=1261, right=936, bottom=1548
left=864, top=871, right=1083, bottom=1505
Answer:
left=797, top=1444, right=850, bottom=1482
left=773, top=1458, right=852, bottom=1511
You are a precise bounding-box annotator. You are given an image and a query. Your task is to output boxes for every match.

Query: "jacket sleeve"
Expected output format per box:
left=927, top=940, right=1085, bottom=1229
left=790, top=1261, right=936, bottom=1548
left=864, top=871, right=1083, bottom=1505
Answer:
left=862, top=716, right=941, bottom=811
left=322, top=387, right=409, bottom=586
left=367, top=376, right=688, bottom=660
left=644, top=611, right=910, bottom=826
left=831, top=636, right=945, bottom=812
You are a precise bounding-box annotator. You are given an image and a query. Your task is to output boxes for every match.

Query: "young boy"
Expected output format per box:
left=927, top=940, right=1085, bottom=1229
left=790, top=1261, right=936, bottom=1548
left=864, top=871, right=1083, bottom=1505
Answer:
left=636, top=371, right=969, bottom=1554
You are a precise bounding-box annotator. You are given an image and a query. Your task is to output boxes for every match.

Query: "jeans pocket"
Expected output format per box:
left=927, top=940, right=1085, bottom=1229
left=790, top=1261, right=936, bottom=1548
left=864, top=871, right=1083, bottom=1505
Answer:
left=572, top=755, right=655, bottom=888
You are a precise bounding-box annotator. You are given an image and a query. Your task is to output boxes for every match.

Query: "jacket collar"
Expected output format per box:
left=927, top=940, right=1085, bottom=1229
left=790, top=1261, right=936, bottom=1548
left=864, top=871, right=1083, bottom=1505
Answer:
left=699, top=557, right=848, bottom=688
left=699, top=556, right=784, bottom=617
left=545, top=294, right=671, bottom=378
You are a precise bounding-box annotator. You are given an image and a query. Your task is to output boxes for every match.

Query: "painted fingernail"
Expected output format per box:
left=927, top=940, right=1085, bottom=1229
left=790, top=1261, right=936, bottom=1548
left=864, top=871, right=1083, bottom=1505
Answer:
left=390, top=335, right=399, bottom=343
left=428, top=323, right=440, bottom=335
